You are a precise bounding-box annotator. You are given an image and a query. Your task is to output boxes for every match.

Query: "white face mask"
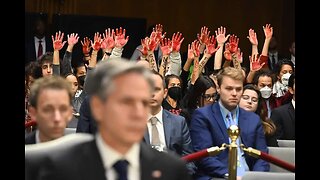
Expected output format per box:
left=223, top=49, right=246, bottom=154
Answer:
left=281, top=73, right=291, bottom=87
left=260, top=86, right=272, bottom=99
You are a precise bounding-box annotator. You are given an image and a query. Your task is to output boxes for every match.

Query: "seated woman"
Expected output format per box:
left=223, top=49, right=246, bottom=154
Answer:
left=239, top=84, right=278, bottom=147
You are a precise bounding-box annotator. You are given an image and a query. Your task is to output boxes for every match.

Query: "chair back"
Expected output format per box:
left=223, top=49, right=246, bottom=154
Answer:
left=268, top=147, right=295, bottom=172
left=277, top=140, right=295, bottom=147
left=242, top=171, right=295, bottom=180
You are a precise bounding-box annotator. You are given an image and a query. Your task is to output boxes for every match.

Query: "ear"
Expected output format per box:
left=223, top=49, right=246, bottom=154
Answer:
left=90, top=96, right=104, bottom=123
left=163, top=88, right=168, bottom=99
left=28, top=106, right=37, bottom=122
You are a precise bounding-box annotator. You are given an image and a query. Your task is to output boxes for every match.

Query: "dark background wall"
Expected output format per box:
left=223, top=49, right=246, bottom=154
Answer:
left=25, top=0, right=295, bottom=68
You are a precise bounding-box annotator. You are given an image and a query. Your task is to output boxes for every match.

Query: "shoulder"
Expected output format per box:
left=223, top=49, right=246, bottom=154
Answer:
left=164, top=109, right=185, bottom=121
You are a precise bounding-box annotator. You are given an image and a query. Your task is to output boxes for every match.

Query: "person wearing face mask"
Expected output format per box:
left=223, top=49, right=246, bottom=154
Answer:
left=162, top=74, right=184, bottom=115
left=272, top=60, right=294, bottom=98
left=253, top=70, right=280, bottom=118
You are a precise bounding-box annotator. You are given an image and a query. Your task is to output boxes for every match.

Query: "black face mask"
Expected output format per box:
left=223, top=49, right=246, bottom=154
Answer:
left=77, top=75, right=86, bottom=87
left=168, top=87, right=182, bottom=100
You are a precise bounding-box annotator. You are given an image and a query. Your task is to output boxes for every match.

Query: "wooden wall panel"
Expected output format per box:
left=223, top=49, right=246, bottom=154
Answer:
left=26, top=0, right=295, bottom=66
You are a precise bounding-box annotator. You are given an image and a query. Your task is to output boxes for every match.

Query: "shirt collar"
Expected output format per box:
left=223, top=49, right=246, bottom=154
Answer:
left=95, top=133, right=140, bottom=171
left=34, top=36, right=45, bottom=42
left=35, top=129, right=40, bottom=144
left=148, top=106, right=163, bottom=124
left=218, top=100, right=238, bottom=119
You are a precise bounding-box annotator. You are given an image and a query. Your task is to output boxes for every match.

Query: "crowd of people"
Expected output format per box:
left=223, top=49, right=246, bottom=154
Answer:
left=25, top=21, right=295, bottom=179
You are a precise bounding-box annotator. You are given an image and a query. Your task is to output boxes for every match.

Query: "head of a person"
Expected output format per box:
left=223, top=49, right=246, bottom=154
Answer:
left=195, top=75, right=218, bottom=107
left=276, top=60, right=294, bottom=86
left=253, top=70, right=275, bottom=99
left=25, top=61, right=39, bottom=94
left=288, top=72, right=295, bottom=100
left=33, top=17, right=47, bottom=39
left=73, top=61, right=87, bottom=88
left=39, top=52, right=54, bottom=77
left=28, top=76, right=73, bottom=143
left=149, top=70, right=166, bottom=114
left=216, top=67, right=244, bottom=111
left=64, top=73, right=79, bottom=96
left=239, top=84, right=261, bottom=113
left=86, top=58, right=154, bottom=152
left=269, top=36, right=278, bottom=51
left=164, top=74, right=183, bottom=101
left=289, top=41, right=295, bottom=56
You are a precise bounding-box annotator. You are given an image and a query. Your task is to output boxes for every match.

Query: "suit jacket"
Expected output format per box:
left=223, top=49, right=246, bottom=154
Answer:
left=76, top=95, right=97, bottom=134
left=25, top=36, right=53, bottom=65
left=25, top=140, right=192, bottom=180
left=143, top=109, right=193, bottom=157
left=190, top=103, right=270, bottom=179
left=143, top=109, right=196, bottom=174
left=270, top=102, right=295, bottom=140
left=25, top=131, right=36, bottom=144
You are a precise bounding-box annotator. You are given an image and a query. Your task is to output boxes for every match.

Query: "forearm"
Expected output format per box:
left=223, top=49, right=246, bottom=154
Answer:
left=110, top=47, right=123, bottom=58
left=251, top=44, right=259, bottom=56
left=214, top=43, right=224, bottom=70
left=261, top=39, right=271, bottom=56
left=166, top=51, right=181, bottom=76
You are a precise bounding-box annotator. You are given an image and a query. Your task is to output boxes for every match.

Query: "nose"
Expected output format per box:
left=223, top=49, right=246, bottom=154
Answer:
left=53, top=109, right=63, bottom=123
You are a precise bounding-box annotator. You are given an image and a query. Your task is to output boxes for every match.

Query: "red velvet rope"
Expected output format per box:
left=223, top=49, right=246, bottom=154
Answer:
left=260, top=151, right=295, bottom=172
left=182, top=149, right=208, bottom=162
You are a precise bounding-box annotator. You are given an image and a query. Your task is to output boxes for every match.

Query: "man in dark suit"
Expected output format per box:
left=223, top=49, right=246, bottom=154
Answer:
left=143, top=70, right=196, bottom=175
left=190, top=67, right=269, bottom=179
left=25, top=16, right=53, bottom=65
left=271, top=73, right=295, bottom=140
left=25, top=76, right=74, bottom=144
left=26, top=58, right=191, bottom=180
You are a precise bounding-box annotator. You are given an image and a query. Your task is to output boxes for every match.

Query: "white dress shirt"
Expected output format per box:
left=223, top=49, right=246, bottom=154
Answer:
left=96, top=133, right=141, bottom=180
left=34, top=36, right=46, bottom=57
left=147, top=107, right=167, bottom=151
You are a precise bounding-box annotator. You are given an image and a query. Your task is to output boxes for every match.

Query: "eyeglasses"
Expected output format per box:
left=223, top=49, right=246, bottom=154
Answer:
left=202, top=93, right=218, bottom=101
left=241, top=95, right=258, bottom=103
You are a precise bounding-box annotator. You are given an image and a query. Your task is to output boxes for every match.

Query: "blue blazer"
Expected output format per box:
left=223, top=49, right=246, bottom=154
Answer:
left=190, top=103, right=269, bottom=179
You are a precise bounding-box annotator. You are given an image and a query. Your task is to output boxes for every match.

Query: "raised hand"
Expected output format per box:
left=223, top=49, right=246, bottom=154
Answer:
left=250, top=54, right=266, bottom=71
left=234, top=48, right=243, bottom=63
left=191, top=40, right=201, bottom=57
left=215, top=26, right=230, bottom=44
left=247, top=29, right=258, bottom=45
left=205, top=35, right=220, bottom=55
left=115, top=27, right=129, bottom=48
left=228, top=34, right=239, bottom=53
left=52, top=31, right=67, bottom=51
left=160, top=38, right=172, bottom=56
left=90, top=32, right=103, bottom=51
left=67, top=33, right=79, bottom=46
left=153, top=24, right=166, bottom=43
left=137, top=38, right=149, bottom=56
left=80, top=37, right=91, bottom=55
left=263, top=23, right=273, bottom=40
left=197, top=26, right=210, bottom=45
left=102, top=28, right=115, bottom=50
left=171, top=32, right=184, bottom=52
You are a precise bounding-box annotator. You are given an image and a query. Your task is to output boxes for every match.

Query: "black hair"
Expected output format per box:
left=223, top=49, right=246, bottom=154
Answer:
left=288, top=72, right=295, bottom=89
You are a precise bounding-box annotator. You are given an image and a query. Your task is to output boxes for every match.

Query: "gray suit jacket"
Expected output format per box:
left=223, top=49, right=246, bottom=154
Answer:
left=143, top=109, right=196, bottom=175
